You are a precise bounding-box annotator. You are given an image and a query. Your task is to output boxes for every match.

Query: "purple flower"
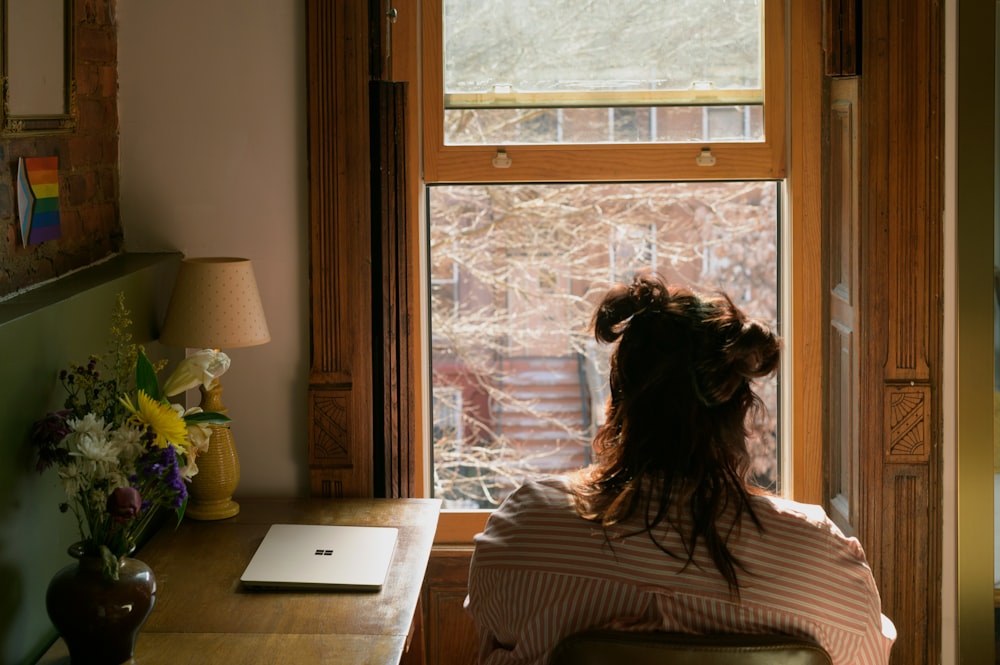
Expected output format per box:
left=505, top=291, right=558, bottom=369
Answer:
left=107, top=487, right=142, bottom=522
left=31, top=410, right=72, bottom=473
left=134, top=445, right=188, bottom=511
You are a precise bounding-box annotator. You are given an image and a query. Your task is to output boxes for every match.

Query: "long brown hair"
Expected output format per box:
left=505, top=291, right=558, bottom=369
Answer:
left=572, top=273, right=781, bottom=594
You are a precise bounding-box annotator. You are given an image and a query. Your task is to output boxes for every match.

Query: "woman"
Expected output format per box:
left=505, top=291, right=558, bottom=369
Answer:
left=465, top=274, right=895, bottom=665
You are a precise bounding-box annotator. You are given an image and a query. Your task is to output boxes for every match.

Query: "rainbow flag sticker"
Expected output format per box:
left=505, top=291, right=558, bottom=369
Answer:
left=17, top=156, right=61, bottom=246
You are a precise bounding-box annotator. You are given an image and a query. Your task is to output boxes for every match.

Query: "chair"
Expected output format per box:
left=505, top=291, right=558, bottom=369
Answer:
left=549, top=629, right=833, bottom=665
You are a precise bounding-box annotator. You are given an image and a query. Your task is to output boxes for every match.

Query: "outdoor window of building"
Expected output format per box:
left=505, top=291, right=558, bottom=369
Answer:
left=422, top=0, right=786, bottom=510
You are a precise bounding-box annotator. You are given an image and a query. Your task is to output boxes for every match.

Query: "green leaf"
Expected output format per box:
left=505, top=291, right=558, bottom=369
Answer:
left=135, top=351, right=160, bottom=401
left=183, top=411, right=232, bottom=424
left=99, top=544, right=120, bottom=582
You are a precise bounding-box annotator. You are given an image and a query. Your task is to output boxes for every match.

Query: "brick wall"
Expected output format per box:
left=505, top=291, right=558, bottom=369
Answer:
left=0, top=0, right=121, bottom=299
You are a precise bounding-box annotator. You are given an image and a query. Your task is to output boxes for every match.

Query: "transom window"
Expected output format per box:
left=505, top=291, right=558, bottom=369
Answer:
left=442, top=0, right=765, bottom=146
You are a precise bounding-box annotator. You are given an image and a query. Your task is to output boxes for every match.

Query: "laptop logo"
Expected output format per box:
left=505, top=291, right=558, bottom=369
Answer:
left=315, top=549, right=334, bottom=556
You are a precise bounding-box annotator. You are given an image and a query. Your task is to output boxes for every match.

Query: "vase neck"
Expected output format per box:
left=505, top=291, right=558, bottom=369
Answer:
left=199, top=381, right=228, bottom=414
left=68, top=541, right=132, bottom=569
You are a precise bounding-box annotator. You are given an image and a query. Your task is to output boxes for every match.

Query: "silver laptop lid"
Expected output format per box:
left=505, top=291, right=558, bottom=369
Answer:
left=240, top=523, right=398, bottom=591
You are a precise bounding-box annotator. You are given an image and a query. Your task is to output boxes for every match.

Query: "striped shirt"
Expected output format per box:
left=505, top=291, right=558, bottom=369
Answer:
left=465, top=476, right=895, bottom=665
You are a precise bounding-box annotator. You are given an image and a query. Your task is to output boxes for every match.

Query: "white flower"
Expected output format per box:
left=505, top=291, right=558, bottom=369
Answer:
left=58, top=462, right=85, bottom=498
left=74, top=432, right=120, bottom=464
left=172, top=405, right=211, bottom=480
left=110, top=424, right=146, bottom=463
left=179, top=456, right=199, bottom=480
left=162, top=349, right=231, bottom=396
left=187, top=423, right=212, bottom=453
left=181, top=406, right=213, bottom=454
left=67, top=413, right=110, bottom=439
left=104, top=468, right=131, bottom=489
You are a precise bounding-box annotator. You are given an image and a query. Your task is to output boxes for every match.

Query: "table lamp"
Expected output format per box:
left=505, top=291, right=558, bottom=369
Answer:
left=159, top=257, right=270, bottom=520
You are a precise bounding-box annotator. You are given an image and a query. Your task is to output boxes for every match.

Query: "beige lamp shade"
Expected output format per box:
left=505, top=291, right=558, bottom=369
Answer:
left=160, top=257, right=271, bottom=349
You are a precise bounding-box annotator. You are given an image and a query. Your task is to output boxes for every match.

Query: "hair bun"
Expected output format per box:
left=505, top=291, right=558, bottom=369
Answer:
left=729, top=320, right=781, bottom=379
left=592, top=275, right=673, bottom=343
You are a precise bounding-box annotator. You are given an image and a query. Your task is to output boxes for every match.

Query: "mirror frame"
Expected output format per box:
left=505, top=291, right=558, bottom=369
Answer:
left=0, top=0, right=76, bottom=135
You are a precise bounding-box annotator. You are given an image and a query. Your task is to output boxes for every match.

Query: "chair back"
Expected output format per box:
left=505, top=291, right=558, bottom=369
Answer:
left=549, top=629, right=833, bottom=665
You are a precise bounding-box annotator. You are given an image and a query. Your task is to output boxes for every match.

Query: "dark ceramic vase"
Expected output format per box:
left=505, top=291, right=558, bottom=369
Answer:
left=45, top=543, right=157, bottom=665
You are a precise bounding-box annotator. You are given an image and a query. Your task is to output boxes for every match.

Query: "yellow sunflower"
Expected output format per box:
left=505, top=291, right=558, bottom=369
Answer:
left=121, top=391, right=190, bottom=450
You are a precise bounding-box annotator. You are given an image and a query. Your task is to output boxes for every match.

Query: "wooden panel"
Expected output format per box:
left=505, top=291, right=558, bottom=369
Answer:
left=422, top=547, right=478, bottom=665
left=885, top=385, right=931, bottom=462
left=879, top=469, right=930, bottom=665
left=788, top=1, right=825, bottom=504
left=371, top=79, right=416, bottom=498
left=828, top=321, right=857, bottom=536
left=824, top=0, right=859, bottom=77
left=399, top=595, right=426, bottom=665
left=306, top=0, right=375, bottom=497
left=826, top=78, right=859, bottom=538
left=855, top=1, right=942, bottom=662
left=308, top=388, right=372, bottom=499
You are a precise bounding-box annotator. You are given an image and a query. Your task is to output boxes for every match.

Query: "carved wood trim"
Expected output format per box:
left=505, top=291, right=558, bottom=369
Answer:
left=855, top=0, right=942, bottom=662
left=309, top=389, right=352, bottom=468
left=307, top=0, right=345, bottom=380
left=306, top=0, right=375, bottom=497
left=885, top=384, right=931, bottom=463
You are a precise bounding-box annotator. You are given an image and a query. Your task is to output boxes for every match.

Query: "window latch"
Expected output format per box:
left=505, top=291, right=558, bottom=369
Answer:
left=696, top=147, right=716, bottom=167
left=492, top=149, right=512, bottom=169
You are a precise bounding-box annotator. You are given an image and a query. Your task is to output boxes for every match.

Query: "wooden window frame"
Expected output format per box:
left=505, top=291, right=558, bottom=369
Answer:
left=421, top=0, right=787, bottom=184
left=398, top=0, right=824, bottom=542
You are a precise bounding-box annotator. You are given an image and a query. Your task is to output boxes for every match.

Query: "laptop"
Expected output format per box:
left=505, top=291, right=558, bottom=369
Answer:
left=240, top=523, right=399, bottom=591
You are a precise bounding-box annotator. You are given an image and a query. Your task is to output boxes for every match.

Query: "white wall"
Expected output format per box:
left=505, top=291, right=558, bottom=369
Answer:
left=117, top=2, right=309, bottom=496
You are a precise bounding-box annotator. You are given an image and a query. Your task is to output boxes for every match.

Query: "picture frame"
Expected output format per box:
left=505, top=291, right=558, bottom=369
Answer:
left=1, top=0, right=76, bottom=135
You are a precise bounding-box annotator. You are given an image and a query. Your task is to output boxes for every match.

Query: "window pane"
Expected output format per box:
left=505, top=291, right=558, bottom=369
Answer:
left=441, top=0, right=764, bottom=145
left=443, top=0, right=763, bottom=101
left=428, top=182, right=780, bottom=509
left=445, top=106, right=764, bottom=145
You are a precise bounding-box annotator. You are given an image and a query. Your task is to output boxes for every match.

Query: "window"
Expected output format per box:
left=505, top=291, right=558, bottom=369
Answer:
left=440, top=0, right=766, bottom=147
left=418, top=0, right=796, bottom=527
left=423, top=0, right=785, bottom=183
left=429, top=181, right=780, bottom=509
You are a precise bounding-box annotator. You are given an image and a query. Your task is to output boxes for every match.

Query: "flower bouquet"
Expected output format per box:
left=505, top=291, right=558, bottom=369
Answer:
left=32, top=293, right=231, bottom=580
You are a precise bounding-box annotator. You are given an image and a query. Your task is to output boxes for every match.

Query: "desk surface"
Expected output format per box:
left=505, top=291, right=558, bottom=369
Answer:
left=39, top=497, right=442, bottom=665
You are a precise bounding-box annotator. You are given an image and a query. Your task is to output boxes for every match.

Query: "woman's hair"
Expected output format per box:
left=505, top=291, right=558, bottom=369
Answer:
left=572, top=272, right=781, bottom=594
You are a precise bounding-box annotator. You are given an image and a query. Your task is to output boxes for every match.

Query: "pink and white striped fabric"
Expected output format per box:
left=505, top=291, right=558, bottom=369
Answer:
left=465, top=477, right=895, bottom=665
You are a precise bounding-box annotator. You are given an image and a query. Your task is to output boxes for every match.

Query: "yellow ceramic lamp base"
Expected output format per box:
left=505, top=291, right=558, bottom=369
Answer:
left=187, top=385, right=240, bottom=520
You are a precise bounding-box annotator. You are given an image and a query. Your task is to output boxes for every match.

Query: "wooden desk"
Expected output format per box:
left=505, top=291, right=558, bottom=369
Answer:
left=39, top=497, right=441, bottom=665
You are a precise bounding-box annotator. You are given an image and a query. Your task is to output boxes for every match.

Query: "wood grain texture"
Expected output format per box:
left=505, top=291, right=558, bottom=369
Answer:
left=825, top=77, right=859, bottom=538
left=42, top=633, right=408, bottom=665
left=307, top=0, right=376, bottom=497
left=371, top=80, right=416, bottom=499
left=855, top=1, right=943, bottom=662
left=422, top=547, right=479, bottom=665
left=39, top=498, right=441, bottom=665
left=788, top=0, right=825, bottom=504
left=824, top=0, right=859, bottom=77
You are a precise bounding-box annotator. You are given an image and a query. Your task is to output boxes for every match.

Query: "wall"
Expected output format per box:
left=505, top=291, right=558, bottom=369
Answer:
left=0, top=254, right=181, bottom=665
left=0, top=0, right=121, bottom=298
left=0, top=2, right=308, bottom=661
left=117, top=2, right=309, bottom=497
